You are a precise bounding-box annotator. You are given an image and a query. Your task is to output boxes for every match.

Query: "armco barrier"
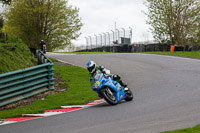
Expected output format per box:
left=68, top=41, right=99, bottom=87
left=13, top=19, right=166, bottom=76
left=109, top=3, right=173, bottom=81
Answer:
left=0, top=55, right=54, bottom=107
left=35, top=50, right=52, bottom=64
left=76, top=43, right=182, bottom=53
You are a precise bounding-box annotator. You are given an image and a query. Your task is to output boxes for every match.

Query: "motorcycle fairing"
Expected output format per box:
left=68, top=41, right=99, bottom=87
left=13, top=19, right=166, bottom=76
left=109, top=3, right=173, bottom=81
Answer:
left=92, top=74, right=126, bottom=102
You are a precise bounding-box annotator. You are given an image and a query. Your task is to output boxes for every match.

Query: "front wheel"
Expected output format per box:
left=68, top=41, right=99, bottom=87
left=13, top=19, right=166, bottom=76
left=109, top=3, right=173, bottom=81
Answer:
left=124, top=89, right=133, bottom=101
left=101, top=87, right=117, bottom=105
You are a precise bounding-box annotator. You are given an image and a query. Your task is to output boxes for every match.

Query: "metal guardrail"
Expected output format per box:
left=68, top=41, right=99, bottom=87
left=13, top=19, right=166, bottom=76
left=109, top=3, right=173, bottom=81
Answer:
left=0, top=50, right=54, bottom=107
left=36, top=50, right=52, bottom=64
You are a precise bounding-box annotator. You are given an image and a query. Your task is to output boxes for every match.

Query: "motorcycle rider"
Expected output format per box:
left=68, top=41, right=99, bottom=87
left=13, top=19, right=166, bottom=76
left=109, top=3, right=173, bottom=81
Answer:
left=87, top=61, right=128, bottom=90
left=40, top=40, right=46, bottom=52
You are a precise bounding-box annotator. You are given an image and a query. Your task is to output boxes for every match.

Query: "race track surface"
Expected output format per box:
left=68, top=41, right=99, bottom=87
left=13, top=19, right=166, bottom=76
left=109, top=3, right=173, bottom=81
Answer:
left=1, top=53, right=200, bottom=133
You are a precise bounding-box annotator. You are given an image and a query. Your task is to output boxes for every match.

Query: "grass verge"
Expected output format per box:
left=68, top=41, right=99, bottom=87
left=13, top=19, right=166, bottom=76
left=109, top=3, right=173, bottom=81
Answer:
left=143, top=51, right=200, bottom=59
left=49, top=58, right=59, bottom=62
left=0, top=65, right=98, bottom=118
left=161, top=124, right=200, bottom=133
left=56, top=52, right=113, bottom=54
left=0, top=37, right=37, bottom=74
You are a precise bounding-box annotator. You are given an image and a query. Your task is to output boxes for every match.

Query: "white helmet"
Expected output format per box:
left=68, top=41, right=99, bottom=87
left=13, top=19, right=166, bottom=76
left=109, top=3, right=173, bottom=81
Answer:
left=87, top=61, right=96, bottom=73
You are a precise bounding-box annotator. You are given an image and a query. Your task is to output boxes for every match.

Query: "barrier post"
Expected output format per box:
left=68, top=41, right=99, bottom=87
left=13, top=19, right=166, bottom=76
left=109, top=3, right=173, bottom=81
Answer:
left=170, top=45, right=175, bottom=52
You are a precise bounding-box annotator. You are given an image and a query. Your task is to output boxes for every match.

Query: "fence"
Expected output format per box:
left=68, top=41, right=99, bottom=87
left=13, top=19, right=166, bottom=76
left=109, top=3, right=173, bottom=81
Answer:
left=187, top=45, right=200, bottom=51
left=0, top=50, right=54, bottom=107
left=77, top=43, right=171, bottom=52
left=76, top=43, right=200, bottom=53
left=85, top=28, right=132, bottom=49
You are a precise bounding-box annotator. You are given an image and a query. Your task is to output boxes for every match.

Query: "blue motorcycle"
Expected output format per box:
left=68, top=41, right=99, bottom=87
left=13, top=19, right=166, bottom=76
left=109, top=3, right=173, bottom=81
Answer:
left=92, top=73, right=133, bottom=105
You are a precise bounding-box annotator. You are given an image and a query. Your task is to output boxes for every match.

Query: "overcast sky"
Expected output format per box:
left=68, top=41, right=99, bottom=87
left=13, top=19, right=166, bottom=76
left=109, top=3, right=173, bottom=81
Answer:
left=68, top=0, right=153, bottom=45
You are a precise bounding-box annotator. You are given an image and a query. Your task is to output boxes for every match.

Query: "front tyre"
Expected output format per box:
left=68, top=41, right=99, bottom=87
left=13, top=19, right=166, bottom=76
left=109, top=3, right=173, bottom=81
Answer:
left=101, top=87, right=117, bottom=105
left=124, top=89, right=133, bottom=101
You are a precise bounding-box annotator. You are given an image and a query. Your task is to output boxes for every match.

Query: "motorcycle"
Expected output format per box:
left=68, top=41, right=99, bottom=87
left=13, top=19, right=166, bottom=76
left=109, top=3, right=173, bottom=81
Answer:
left=91, top=72, right=133, bottom=105
left=42, top=44, right=46, bottom=54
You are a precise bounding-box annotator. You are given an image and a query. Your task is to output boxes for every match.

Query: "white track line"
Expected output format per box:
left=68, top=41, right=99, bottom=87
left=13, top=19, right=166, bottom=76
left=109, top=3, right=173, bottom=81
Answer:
left=0, top=121, right=17, bottom=125
left=61, top=105, right=91, bottom=108
left=22, top=112, right=65, bottom=117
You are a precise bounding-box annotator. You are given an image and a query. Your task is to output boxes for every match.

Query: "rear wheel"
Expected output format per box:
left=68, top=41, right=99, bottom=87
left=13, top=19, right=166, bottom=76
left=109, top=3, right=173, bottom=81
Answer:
left=101, top=87, right=117, bottom=105
left=43, top=48, right=46, bottom=54
left=124, top=89, right=133, bottom=101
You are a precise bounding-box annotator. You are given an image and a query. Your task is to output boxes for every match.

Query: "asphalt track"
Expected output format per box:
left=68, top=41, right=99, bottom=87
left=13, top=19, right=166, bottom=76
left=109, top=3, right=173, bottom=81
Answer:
left=1, top=53, right=200, bottom=133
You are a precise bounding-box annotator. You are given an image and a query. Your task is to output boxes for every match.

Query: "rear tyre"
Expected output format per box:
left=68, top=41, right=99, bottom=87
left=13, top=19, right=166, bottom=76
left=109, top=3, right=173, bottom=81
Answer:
left=43, top=49, right=46, bottom=54
left=101, top=87, right=117, bottom=105
left=124, top=89, right=133, bottom=101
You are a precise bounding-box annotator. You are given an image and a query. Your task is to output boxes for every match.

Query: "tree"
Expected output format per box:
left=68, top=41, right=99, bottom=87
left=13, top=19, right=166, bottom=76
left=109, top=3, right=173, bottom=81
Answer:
left=0, top=14, right=3, bottom=31
left=3, top=0, right=83, bottom=51
left=0, top=0, right=11, bottom=5
left=145, top=0, right=200, bottom=46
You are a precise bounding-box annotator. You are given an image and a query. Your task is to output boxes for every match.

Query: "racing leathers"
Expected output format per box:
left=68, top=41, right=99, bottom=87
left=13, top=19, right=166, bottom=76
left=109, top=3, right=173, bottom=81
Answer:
left=88, top=65, right=127, bottom=88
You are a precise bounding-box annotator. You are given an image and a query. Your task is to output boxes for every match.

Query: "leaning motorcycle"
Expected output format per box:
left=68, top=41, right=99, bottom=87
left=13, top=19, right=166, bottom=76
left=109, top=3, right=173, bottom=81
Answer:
left=92, top=73, right=133, bottom=105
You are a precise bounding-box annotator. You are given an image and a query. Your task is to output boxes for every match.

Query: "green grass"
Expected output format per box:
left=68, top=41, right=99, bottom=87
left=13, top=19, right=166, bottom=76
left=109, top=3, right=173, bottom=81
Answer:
left=49, top=58, right=59, bottom=62
left=143, top=51, right=200, bottom=59
left=0, top=65, right=98, bottom=118
left=161, top=124, right=200, bottom=133
left=0, top=37, right=37, bottom=74
left=56, top=52, right=113, bottom=54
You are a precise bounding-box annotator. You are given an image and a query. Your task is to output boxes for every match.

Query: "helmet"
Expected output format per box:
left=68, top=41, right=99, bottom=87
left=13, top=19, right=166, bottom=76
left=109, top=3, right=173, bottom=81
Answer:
left=41, top=40, right=44, bottom=42
left=87, top=61, right=96, bottom=73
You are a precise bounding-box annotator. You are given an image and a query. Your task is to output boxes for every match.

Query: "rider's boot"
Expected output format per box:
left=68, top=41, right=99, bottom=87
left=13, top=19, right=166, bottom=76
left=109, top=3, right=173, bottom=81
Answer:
left=119, top=81, right=127, bottom=87
left=119, top=81, right=128, bottom=91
